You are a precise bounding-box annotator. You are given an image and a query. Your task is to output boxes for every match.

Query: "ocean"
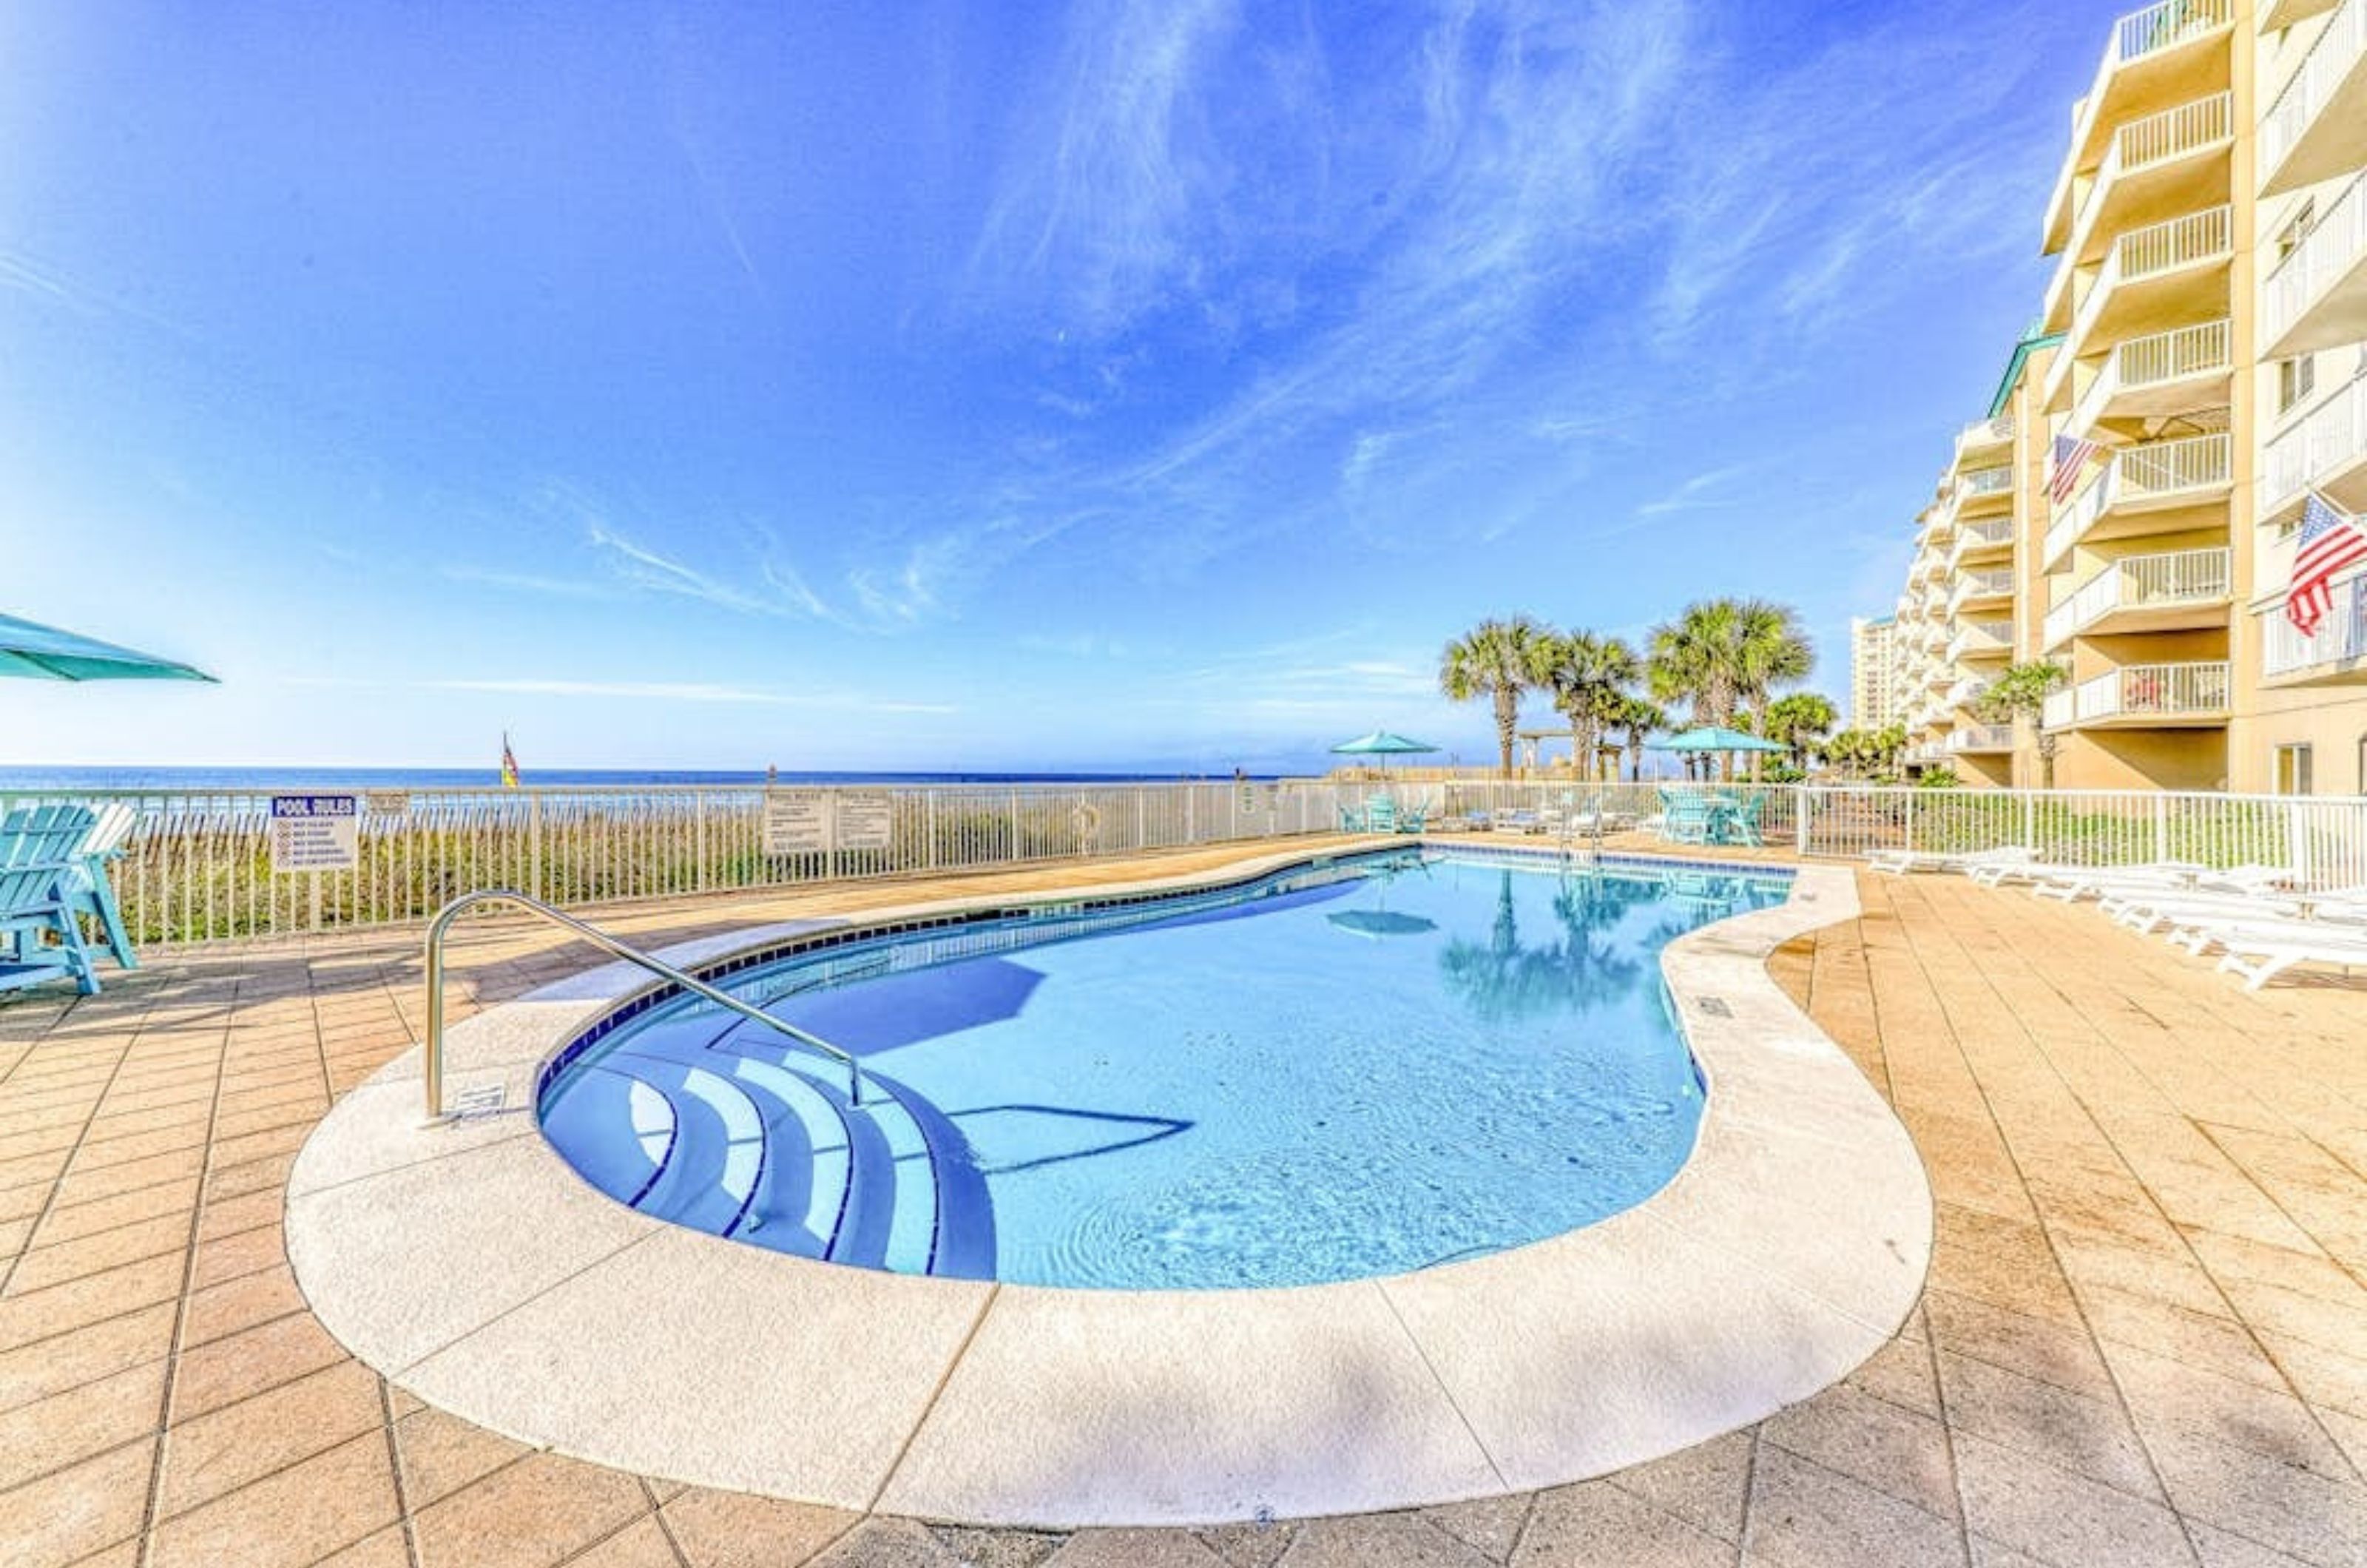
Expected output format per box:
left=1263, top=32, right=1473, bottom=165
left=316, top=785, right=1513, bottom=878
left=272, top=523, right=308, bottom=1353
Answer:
left=0, top=766, right=1261, bottom=793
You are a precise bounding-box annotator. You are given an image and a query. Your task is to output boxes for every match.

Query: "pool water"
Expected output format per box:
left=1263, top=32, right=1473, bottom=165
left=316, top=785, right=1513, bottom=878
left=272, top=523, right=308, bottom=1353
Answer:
left=537, top=851, right=1790, bottom=1290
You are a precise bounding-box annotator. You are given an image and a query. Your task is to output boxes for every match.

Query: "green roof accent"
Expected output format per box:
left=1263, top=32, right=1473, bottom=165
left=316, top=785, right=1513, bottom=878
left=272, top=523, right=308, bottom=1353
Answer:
left=1988, top=326, right=2065, bottom=419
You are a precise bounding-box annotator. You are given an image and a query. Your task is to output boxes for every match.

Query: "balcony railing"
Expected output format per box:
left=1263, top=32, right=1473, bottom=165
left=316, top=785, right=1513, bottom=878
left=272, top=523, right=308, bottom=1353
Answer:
left=2114, top=0, right=2232, bottom=63
left=1962, top=465, right=2015, bottom=496
left=1947, top=725, right=2017, bottom=754
left=1955, top=414, right=2016, bottom=455
left=2261, top=374, right=2367, bottom=519
left=2045, top=660, right=2230, bottom=728
left=2072, top=318, right=2230, bottom=436
left=1948, top=569, right=2018, bottom=616
left=2049, top=430, right=2232, bottom=564
left=2041, top=546, right=2231, bottom=646
left=2071, top=92, right=2233, bottom=251
left=2264, top=172, right=2366, bottom=352
left=1948, top=621, right=2016, bottom=663
left=2071, top=206, right=2232, bottom=350
left=2262, top=0, right=2364, bottom=189
left=1948, top=517, right=2016, bottom=568
left=2261, top=572, right=2367, bottom=677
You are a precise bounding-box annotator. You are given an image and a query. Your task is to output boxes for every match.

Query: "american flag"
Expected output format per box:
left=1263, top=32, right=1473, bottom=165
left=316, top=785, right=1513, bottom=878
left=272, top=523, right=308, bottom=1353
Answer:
left=2047, top=433, right=2101, bottom=506
left=2286, top=492, right=2367, bottom=639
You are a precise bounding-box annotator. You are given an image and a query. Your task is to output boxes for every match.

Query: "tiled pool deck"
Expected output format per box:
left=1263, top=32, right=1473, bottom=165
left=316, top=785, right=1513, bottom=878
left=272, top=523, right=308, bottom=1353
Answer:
left=2, top=837, right=2365, bottom=1566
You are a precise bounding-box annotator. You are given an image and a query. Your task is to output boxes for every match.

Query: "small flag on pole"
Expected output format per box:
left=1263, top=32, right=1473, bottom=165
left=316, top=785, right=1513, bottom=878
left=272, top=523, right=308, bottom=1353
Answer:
left=2047, top=433, right=2102, bottom=506
left=2285, top=492, right=2367, bottom=640
left=500, top=732, right=521, bottom=789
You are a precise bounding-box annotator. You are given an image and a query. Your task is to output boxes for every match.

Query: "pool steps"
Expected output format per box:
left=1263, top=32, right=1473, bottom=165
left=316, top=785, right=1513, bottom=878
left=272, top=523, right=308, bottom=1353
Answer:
left=553, top=1012, right=995, bottom=1278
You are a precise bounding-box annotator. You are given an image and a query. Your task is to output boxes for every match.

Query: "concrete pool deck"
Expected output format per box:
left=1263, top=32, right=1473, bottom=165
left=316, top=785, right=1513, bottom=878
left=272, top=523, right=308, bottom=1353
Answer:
left=283, top=845, right=1921, bottom=1527
left=0, top=835, right=2363, bottom=1564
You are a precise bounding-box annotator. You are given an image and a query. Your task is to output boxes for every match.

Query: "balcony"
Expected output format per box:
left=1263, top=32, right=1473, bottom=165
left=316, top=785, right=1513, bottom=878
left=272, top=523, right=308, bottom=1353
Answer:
left=2067, top=206, right=2233, bottom=355
left=2047, top=0, right=2238, bottom=249
left=1947, top=725, right=2018, bottom=754
left=1945, top=465, right=2016, bottom=528
left=1948, top=568, right=2018, bottom=618
left=2062, top=92, right=2234, bottom=269
left=2261, top=0, right=2367, bottom=196
left=1953, top=415, right=2016, bottom=468
left=2260, top=572, right=2367, bottom=683
left=2260, top=373, right=2367, bottom=527
left=2042, top=660, right=2230, bottom=729
left=2039, top=546, right=2231, bottom=649
left=1948, top=517, right=2016, bottom=569
left=2067, top=319, right=2232, bottom=437
left=2044, top=430, right=2232, bottom=567
left=1947, top=620, right=2016, bottom=664
left=2263, top=172, right=2367, bottom=360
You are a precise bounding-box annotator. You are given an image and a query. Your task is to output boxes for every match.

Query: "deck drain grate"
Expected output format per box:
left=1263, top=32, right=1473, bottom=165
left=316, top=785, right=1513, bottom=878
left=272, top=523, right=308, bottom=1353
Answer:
left=1695, top=996, right=1733, bottom=1018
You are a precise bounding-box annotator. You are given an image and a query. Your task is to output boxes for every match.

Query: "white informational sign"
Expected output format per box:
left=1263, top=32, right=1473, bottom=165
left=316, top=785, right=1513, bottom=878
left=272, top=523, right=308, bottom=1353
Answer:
left=835, top=793, right=895, bottom=851
left=270, top=794, right=360, bottom=873
left=362, top=790, right=410, bottom=817
left=762, top=790, right=831, bottom=854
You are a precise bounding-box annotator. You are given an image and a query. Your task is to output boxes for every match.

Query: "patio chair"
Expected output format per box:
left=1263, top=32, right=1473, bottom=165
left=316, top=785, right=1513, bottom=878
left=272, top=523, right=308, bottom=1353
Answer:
left=0, top=808, right=101, bottom=996
left=1723, top=792, right=1768, bottom=848
left=2212, top=926, right=2367, bottom=990
left=57, top=803, right=140, bottom=969
left=1871, top=845, right=2036, bottom=878
left=1397, top=802, right=1428, bottom=834
left=1364, top=797, right=1399, bottom=834
left=1658, top=791, right=1715, bottom=845
left=1337, top=802, right=1367, bottom=834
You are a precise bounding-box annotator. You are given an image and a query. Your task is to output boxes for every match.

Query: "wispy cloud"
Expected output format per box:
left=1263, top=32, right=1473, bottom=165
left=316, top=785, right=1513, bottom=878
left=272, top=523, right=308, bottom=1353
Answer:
left=1636, top=466, right=1749, bottom=518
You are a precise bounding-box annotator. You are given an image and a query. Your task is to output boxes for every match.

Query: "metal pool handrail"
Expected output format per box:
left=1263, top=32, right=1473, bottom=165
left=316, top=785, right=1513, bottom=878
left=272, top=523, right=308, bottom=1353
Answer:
left=421, top=889, right=864, bottom=1122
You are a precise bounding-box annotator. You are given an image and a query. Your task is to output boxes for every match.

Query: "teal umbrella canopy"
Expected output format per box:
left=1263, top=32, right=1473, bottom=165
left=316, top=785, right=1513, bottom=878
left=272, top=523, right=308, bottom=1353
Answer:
left=0, top=613, right=216, bottom=683
left=1655, top=724, right=1783, bottom=754
left=1329, top=730, right=1439, bottom=756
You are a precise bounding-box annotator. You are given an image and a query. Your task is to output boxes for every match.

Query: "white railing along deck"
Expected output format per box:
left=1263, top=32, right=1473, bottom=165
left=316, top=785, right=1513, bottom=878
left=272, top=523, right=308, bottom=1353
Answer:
left=2265, top=170, right=2364, bottom=351
left=2263, top=0, right=2364, bottom=187
left=1947, top=725, right=2017, bottom=753
left=2262, top=372, right=2367, bottom=520
left=1955, top=415, right=2016, bottom=459
left=1948, top=620, right=2016, bottom=663
left=11, top=776, right=2367, bottom=944
left=2261, top=572, right=2367, bottom=676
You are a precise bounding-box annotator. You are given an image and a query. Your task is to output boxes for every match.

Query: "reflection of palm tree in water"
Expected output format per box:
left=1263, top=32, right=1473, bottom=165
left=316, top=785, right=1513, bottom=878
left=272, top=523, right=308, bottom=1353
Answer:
left=1437, top=869, right=1649, bottom=1022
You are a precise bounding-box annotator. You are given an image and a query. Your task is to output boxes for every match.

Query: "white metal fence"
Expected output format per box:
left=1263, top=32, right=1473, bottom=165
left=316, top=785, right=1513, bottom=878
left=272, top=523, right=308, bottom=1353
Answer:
left=8, top=779, right=2367, bottom=949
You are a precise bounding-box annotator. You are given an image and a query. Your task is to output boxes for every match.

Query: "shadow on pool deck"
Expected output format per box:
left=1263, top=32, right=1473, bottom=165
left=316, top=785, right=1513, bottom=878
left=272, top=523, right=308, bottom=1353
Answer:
left=1, top=843, right=2365, bottom=1565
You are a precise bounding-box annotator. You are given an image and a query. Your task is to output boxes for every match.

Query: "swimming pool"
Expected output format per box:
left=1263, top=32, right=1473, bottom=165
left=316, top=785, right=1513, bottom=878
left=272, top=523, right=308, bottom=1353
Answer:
left=537, top=848, right=1793, bottom=1289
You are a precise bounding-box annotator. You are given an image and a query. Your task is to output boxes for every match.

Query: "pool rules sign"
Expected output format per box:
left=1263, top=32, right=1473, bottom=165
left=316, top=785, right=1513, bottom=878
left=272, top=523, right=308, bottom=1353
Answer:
left=270, top=794, right=361, bottom=873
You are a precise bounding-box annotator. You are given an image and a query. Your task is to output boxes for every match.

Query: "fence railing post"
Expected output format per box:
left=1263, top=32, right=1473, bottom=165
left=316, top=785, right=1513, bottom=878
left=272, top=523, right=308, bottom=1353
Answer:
left=528, top=795, right=544, bottom=904
left=1795, top=787, right=1812, bottom=855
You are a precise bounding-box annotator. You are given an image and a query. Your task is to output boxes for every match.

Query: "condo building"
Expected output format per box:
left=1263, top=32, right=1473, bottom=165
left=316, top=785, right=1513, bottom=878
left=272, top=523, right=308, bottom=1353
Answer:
left=1848, top=615, right=1908, bottom=729
left=1881, top=0, right=2367, bottom=794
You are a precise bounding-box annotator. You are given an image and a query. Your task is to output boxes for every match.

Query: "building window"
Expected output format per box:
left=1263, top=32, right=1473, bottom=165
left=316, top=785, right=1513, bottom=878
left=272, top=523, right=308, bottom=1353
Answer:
left=2278, top=355, right=2316, bottom=413
left=2275, top=743, right=2314, bottom=797
left=2277, top=202, right=2315, bottom=262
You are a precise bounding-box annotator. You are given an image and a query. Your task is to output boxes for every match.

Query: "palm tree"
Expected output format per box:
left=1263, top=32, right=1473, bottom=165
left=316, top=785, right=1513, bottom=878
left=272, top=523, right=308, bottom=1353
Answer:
left=1647, top=600, right=1743, bottom=730
left=1648, top=598, right=1814, bottom=780
left=1973, top=662, right=2069, bottom=788
left=1732, top=599, right=1815, bottom=734
left=1539, top=630, right=1639, bottom=783
left=1440, top=616, right=1553, bottom=780
left=1761, top=692, right=1838, bottom=771
left=1607, top=695, right=1666, bottom=782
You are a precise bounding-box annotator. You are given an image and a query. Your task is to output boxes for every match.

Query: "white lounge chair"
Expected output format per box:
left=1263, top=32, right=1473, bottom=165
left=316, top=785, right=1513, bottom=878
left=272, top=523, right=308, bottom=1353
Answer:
left=2110, top=892, right=2305, bottom=936
left=2212, top=926, right=2367, bottom=990
left=1871, top=845, right=2036, bottom=878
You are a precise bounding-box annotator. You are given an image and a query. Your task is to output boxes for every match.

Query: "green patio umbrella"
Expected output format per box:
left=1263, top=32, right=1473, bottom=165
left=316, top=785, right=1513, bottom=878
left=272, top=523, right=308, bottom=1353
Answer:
left=0, top=612, right=216, bottom=683
left=1329, top=730, right=1439, bottom=760
left=1653, top=725, right=1783, bottom=754
left=1329, top=729, right=1439, bottom=789
left=1655, top=723, right=1784, bottom=783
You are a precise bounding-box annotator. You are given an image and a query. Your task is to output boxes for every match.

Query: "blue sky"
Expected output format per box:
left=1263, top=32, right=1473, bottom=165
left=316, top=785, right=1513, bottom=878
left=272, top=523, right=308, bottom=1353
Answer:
left=2, top=1, right=2107, bottom=774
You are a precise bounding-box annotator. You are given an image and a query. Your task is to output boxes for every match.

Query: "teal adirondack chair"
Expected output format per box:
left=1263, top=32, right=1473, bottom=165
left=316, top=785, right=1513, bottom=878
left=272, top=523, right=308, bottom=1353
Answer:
left=57, top=803, right=140, bottom=969
left=1363, top=797, right=1399, bottom=834
left=1658, top=791, right=1715, bottom=845
left=1724, top=791, right=1769, bottom=848
left=0, top=805, right=101, bottom=996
